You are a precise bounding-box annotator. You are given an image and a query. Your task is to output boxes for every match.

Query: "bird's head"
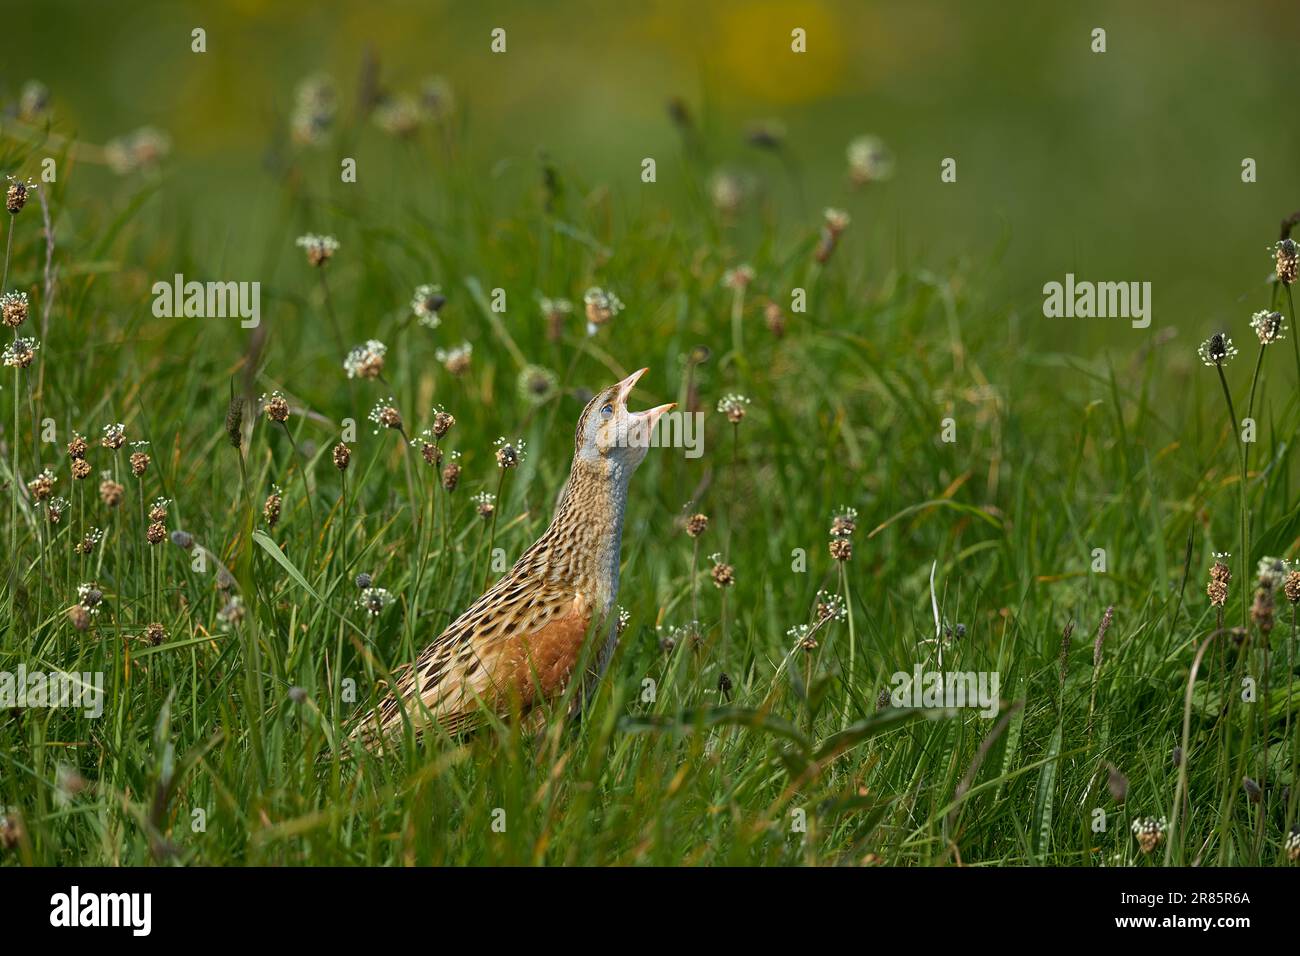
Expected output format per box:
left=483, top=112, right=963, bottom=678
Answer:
left=574, top=367, right=674, bottom=477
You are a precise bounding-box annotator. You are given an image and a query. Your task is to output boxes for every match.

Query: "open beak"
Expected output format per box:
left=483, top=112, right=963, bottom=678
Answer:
left=616, top=367, right=675, bottom=431
left=615, top=367, right=648, bottom=403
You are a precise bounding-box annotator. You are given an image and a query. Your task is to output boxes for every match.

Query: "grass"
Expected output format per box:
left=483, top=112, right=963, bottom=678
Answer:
left=0, top=101, right=1297, bottom=867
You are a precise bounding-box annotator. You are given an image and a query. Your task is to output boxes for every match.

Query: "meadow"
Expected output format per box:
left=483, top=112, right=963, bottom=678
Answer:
left=1, top=45, right=1298, bottom=867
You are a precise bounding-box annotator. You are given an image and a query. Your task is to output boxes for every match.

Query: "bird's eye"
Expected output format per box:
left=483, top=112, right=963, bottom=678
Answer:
left=600, top=403, right=614, bottom=419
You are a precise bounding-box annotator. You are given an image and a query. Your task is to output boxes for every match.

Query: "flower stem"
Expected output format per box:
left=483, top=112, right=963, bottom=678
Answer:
left=1215, top=362, right=1248, bottom=630
left=1286, top=284, right=1299, bottom=384
left=279, top=420, right=316, bottom=538
left=840, top=561, right=857, bottom=730
left=483, top=470, right=506, bottom=591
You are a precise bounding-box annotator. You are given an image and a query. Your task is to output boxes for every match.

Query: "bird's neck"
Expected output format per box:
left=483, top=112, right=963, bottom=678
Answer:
left=538, top=455, right=630, bottom=606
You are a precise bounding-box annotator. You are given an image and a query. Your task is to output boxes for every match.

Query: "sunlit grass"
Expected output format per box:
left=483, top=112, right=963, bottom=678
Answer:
left=0, top=107, right=1297, bottom=867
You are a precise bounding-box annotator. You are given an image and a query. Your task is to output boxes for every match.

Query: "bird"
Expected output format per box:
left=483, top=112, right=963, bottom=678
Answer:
left=351, top=367, right=674, bottom=748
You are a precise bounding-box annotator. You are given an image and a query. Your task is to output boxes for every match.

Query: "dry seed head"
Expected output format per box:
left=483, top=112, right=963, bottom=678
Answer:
left=45, top=497, right=68, bottom=524
left=332, top=442, right=351, bottom=471
left=657, top=627, right=677, bottom=654
left=815, top=209, right=844, bottom=258
left=143, top=623, right=167, bottom=647
left=1250, top=310, right=1287, bottom=345
left=296, top=233, right=338, bottom=267
left=1210, top=555, right=1232, bottom=585
left=67, top=603, right=90, bottom=632
left=435, top=342, right=472, bottom=375
left=846, top=135, right=894, bottom=185
left=685, top=512, right=709, bottom=538
left=517, top=365, right=559, bottom=406
left=129, top=451, right=150, bottom=477
left=583, top=287, right=624, bottom=332
left=829, top=538, right=853, bottom=562
left=2, top=336, right=39, bottom=369
left=98, top=479, right=124, bottom=508
left=494, top=437, right=526, bottom=469
left=1251, top=586, right=1275, bottom=634
left=263, top=486, right=282, bottom=528
left=1284, top=570, right=1300, bottom=605
left=262, top=391, right=290, bottom=424
left=367, top=398, right=402, bottom=433
left=1197, top=333, right=1238, bottom=367
left=709, top=554, right=735, bottom=588
left=225, top=397, right=244, bottom=449
left=1130, top=817, right=1166, bottom=854
left=146, top=522, right=166, bottom=545
left=0, top=811, right=23, bottom=858
left=420, top=76, right=456, bottom=121
left=541, top=297, right=572, bottom=342
left=344, top=339, right=387, bottom=379
left=101, top=422, right=126, bottom=450
left=824, top=207, right=851, bottom=236
left=441, top=458, right=462, bottom=491
left=358, top=587, right=393, bottom=616
left=27, top=468, right=56, bottom=501
left=1275, top=239, right=1298, bottom=286
left=710, top=170, right=745, bottom=215
left=6, top=175, right=34, bottom=215
left=416, top=438, right=442, bottom=467
left=75, top=528, right=104, bottom=555
left=77, top=583, right=103, bottom=611
left=19, top=81, right=50, bottom=121
left=411, top=284, right=445, bottom=328
left=290, top=73, right=337, bottom=146
left=66, top=432, right=87, bottom=460
left=816, top=590, right=848, bottom=622
left=104, top=127, right=171, bottom=175
left=1093, top=605, right=1115, bottom=667
left=1242, top=776, right=1262, bottom=804
left=218, top=596, right=246, bottom=628
left=1257, top=556, right=1287, bottom=589
left=764, top=300, right=786, bottom=337
left=722, top=265, right=755, bottom=290
left=1106, top=764, right=1129, bottom=803
left=1208, top=555, right=1231, bottom=605
left=432, top=409, right=455, bottom=438
left=716, top=393, right=751, bottom=424
left=830, top=506, right=859, bottom=538
left=70, top=458, right=91, bottom=481
left=373, top=94, right=422, bottom=138
left=149, top=498, right=170, bottom=522
left=0, top=291, right=28, bottom=328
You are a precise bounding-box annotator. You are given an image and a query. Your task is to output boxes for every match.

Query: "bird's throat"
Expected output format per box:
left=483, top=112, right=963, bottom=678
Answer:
left=543, top=455, right=631, bottom=606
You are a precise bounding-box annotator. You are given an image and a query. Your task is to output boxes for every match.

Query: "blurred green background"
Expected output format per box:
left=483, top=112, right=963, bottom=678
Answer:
left=4, top=0, right=1299, bottom=359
